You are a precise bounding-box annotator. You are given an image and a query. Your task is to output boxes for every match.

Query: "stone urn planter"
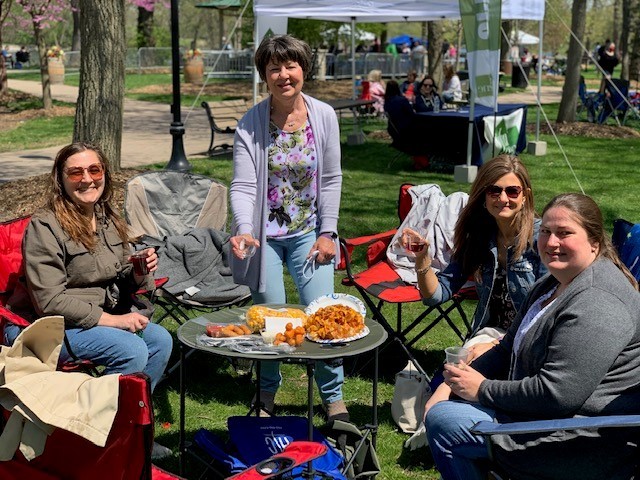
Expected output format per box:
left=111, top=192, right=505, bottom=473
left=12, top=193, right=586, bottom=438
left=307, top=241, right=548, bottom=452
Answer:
left=48, top=57, right=65, bottom=84
left=184, top=56, right=204, bottom=84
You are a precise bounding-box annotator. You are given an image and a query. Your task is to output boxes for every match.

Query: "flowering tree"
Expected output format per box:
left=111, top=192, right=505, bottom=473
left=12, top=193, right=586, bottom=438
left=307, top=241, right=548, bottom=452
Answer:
left=0, top=0, right=13, bottom=97
left=128, top=0, right=168, bottom=49
left=15, top=0, right=70, bottom=109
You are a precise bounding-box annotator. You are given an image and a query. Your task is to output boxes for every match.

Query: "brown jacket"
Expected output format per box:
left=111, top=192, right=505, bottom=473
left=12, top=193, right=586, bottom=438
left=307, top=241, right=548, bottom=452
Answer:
left=22, top=209, right=151, bottom=329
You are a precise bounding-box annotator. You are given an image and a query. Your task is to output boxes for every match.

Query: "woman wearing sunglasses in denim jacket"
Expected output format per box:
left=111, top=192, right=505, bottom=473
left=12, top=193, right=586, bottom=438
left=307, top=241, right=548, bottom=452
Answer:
left=407, top=154, right=547, bottom=361
left=4, top=144, right=173, bottom=405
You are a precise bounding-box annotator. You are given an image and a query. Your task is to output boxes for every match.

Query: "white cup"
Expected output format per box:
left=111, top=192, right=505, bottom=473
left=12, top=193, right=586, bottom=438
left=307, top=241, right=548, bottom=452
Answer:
left=445, top=346, right=469, bottom=366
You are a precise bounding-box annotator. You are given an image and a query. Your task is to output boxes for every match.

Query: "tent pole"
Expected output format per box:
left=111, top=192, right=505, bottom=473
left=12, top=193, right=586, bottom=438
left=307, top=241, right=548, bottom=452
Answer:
left=351, top=17, right=356, bottom=100
left=253, top=21, right=259, bottom=106
left=535, top=19, right=543, bottom=140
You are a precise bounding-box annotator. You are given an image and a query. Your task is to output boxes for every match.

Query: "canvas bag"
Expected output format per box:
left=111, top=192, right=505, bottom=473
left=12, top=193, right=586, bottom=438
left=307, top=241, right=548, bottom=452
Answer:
left=391, top=360, right=431, bottom=434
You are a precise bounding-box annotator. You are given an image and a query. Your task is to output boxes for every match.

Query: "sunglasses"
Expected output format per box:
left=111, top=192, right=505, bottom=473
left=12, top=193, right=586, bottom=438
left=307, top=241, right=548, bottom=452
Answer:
left=486, top=185, right=523, bottom=199
left=65, top=163, right=104, bottom=182
left=422, top=83, right=434, bottom=87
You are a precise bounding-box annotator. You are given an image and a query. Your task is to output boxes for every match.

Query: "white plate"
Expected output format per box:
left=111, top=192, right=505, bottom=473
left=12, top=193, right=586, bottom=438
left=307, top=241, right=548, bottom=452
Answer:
left=304, top=293, right=367, bottom=318
left=306, top=326, right=370, bottom=344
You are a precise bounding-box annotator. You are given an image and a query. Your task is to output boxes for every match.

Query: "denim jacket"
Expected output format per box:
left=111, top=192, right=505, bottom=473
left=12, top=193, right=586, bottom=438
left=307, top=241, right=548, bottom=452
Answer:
left=424, top=219, right=547, bottom=336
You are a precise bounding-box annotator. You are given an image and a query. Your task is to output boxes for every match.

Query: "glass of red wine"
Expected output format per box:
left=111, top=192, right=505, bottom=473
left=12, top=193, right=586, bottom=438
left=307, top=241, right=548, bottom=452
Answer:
left=403, top=226, right=427, bottom=256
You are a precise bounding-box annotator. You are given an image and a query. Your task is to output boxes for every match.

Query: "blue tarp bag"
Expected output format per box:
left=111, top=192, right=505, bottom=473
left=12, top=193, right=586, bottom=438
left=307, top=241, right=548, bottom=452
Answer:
left=194, top=416, right=347, bottom=479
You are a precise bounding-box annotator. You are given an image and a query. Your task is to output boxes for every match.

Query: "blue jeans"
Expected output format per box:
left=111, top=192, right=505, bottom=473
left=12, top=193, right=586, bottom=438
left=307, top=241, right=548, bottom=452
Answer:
left=4, top=322, right=172, bottom=393
left=425, top=400, right=495, bottom=480
left=252, top=230, right=344, bottom=405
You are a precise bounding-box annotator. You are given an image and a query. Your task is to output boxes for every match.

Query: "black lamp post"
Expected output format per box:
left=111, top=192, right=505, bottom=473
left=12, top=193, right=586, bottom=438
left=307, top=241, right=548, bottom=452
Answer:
left=166, top=0, right=191, bottom=171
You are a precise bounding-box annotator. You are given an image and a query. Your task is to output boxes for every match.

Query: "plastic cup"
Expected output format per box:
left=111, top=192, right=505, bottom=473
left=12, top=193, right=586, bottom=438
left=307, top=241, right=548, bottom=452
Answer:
left=131, top=251, right=149, bottom=276
left=445, top=346, right=469, bottom=366
left=239, top=238, right=257, bottom=259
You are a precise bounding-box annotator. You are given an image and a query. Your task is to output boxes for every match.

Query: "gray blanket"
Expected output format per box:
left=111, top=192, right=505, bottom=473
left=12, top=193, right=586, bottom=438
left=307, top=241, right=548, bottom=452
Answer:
left=151, top=228, right=250, bottom=303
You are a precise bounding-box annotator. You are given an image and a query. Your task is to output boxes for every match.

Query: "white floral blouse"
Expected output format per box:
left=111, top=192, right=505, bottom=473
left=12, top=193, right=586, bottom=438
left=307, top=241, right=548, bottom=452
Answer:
left=265, top=121, right=318, bottom=238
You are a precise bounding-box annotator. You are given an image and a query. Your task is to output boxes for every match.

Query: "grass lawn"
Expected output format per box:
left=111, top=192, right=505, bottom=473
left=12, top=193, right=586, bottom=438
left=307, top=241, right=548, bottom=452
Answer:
left=2, top=74, right=639, bottom=478
left=146, top=117, right=640, bottom=478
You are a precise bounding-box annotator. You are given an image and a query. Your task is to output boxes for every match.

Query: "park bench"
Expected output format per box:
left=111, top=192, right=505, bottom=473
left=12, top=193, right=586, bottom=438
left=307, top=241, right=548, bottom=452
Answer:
left=201, top=99, right=250, bottom=156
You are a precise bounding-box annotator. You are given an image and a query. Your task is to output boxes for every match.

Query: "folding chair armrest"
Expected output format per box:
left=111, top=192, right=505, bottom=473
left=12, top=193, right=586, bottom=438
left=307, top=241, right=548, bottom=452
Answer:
left=0, top=304, right=30, bottom=328
left=337, top=229, right=397, bottom=274
left=134, top=276, right=169, bottom=295
left=342, top=229, right=397, bottom=248
left=471, top=415, right=640, bottom=436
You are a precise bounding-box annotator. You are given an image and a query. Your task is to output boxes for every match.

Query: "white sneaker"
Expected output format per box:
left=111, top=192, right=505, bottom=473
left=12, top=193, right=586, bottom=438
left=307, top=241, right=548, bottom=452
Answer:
left=151, top=441, right=172, bottom=460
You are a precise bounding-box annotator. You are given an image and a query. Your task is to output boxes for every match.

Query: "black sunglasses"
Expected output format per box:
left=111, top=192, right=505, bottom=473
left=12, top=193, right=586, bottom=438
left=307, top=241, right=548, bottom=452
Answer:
left=486, top=185, right=523, bottom=199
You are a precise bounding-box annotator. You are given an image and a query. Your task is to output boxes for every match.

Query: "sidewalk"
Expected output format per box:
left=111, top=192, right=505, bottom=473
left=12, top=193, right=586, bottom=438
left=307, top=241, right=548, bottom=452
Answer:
left=1, top=79, right=218, bottom=182
left=1, top=79, right=563, bottom=182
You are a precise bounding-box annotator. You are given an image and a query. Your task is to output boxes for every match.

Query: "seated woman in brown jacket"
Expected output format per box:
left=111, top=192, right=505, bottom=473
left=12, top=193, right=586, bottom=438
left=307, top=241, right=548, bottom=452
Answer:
left=4, top=143, right=173, bottom=394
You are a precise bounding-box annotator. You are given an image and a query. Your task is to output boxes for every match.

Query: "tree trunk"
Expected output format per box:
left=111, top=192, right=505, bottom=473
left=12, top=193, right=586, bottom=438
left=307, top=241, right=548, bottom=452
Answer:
left=137, top=6, right=155, bottom=48
left=612, top=0, right=622, bottom=48
left=500, top=20, right=513, bottom=63
left=34, top=27, right=53, bottom=110
left=620, top=0, right=631, bottom=79
left=630, top=0, right=640, bottom=82
left=75, top=0, right=126, bottom=170
left=71, top=0, right=81, bottom=52
left=427, top=21, right=445, bottom=87
left=0, top=0, right=12, bottom=97
left=557, top=0, right=587, bottom=123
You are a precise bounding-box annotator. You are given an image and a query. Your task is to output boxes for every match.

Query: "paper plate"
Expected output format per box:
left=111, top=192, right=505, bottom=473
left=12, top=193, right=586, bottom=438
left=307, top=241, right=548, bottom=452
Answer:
left=306, top=326, right=370, bottom=344
left=304, top=293, right=367, bottom=318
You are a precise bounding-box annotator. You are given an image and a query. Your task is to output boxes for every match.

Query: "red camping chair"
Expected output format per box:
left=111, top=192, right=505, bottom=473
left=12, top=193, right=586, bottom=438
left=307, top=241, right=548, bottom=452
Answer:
left=0, top=372, right=183, bottom=480
left=338, top=183, right=475, bottom=375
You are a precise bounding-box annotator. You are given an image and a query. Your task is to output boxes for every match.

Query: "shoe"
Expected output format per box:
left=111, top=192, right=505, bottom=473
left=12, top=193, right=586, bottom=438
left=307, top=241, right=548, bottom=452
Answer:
left=325, top=399, right=350, bottom=423
left=251, top=390, right=276, bottom=417
left=151, top=441, right=172, bottom=460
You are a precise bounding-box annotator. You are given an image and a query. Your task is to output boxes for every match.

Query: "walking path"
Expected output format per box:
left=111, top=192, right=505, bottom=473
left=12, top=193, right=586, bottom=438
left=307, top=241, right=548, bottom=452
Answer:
left=0, top=79, right=563, bottom=182
left=1, top=79, right=215, bottom=183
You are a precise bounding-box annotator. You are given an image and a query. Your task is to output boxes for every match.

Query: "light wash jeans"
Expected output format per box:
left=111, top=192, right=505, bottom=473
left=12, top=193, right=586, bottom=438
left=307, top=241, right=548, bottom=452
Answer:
left=252, top=230, right=344, bottom=405
left=4, top=321, right=173, bottom=393
left=425, top=400, right=495, bottom=480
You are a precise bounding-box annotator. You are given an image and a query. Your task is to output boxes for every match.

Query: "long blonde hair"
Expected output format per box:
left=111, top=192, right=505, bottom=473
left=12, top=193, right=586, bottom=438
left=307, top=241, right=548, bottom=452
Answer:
left=48, top=142, right=129, bottom=251
left=453, top=154, right=536, bottom=280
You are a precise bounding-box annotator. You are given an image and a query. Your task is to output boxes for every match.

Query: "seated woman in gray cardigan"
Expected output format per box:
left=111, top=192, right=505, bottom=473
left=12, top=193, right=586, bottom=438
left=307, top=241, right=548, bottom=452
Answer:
left=425, top=193, right=640, bottom=480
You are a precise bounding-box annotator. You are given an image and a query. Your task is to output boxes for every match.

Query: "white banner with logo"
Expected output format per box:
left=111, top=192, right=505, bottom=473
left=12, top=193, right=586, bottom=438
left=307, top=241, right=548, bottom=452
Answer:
left=256, top=15, right=288, bottom=46
left=459, top=0, right=501, bottom=109
left=482, top=108, right=524, bottom=162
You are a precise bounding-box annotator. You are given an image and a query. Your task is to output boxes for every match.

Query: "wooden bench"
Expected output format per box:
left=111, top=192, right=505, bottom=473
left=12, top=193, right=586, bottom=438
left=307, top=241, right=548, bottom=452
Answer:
left=201, top=99, right=250, bottom=156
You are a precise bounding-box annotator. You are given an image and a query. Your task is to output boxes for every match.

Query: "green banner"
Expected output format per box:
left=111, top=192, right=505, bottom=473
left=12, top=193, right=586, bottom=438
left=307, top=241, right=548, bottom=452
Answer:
left=459, top=0, right=502, bottom=108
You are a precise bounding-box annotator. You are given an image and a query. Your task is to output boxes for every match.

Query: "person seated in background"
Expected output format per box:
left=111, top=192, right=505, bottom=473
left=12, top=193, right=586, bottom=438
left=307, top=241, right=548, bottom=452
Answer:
left=384, top=80, right=426, bottom=169
left=413, top=75, right=441, bottom=113
left=384, top=80, right=416, bottom=144
left=1, top=45, right=12, bottom=69
left=367, top=69, right=386, bottom=115
left=425, top=193, right=640, bottom=480
left=15, top=46, right=29, bottom=68
left=400, top=69, right=418, bottom=103
left=441, top=64, right=462, bottom=103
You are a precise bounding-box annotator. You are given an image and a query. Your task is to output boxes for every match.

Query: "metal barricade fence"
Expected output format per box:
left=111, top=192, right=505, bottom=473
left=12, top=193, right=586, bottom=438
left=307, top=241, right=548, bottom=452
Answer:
left=14, top=47, right=429, bottom=81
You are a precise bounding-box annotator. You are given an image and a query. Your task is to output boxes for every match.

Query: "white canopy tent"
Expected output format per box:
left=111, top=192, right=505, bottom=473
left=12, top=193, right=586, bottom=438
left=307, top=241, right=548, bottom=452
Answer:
left=514, top=30, right=540, bottom=45
left=253, top=0, right=546, bottom=177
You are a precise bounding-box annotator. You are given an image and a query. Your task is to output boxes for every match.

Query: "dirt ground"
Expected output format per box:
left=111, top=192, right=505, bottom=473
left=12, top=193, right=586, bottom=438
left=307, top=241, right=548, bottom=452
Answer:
left=1, top=83, right=638, bottom=222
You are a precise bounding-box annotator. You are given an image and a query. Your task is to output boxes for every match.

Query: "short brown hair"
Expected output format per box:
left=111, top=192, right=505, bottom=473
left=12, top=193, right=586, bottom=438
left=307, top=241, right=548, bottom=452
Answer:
left=254, top=34, right=312, bottom=82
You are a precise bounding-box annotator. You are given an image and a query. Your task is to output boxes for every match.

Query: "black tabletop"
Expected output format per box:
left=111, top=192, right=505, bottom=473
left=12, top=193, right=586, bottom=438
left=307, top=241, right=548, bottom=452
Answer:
left=324, top=98, right=376, bottom=111
left=177, top=304, right=388, bottom=362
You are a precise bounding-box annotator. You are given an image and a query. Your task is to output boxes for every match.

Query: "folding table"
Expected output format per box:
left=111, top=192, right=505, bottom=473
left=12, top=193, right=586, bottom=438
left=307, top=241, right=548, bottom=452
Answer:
left=176, top=304, right=387, bottom=476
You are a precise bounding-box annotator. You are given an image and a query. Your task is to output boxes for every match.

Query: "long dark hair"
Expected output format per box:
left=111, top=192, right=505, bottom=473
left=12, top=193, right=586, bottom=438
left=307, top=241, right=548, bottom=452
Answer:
left=542, top=193, right=638, bottom=290
left=48, top=142, right=129, bottom=251
left=453, top=154, right=536, bottom=280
